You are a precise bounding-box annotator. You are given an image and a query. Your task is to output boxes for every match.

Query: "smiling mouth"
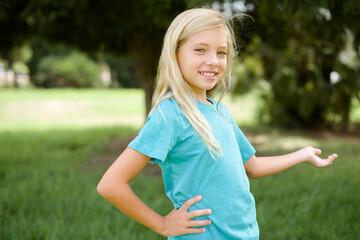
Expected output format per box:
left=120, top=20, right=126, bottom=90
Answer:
left=199, top=72, right=217, bottom=77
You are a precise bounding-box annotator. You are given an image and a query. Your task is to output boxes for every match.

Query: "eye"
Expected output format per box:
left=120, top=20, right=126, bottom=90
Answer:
left=218, top=51, right=227, bottom=56
left=194, top=48, right=205, bottom=53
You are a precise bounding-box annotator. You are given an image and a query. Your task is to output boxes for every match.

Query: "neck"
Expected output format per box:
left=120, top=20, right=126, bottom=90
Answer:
left=197, top=96, right=212, bottom=105
left=189, top=86, right=211, bottom=104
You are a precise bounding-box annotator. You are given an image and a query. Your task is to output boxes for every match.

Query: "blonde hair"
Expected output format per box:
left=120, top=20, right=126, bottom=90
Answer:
left=150, top=8, right=238, bottom=158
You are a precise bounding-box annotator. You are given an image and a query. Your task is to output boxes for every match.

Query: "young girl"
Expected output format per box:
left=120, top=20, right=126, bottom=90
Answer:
left=97, top=8, right=337, bottom=240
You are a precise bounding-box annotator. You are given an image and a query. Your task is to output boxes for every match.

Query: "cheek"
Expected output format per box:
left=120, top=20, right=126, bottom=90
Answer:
left=219, top=61, right=227, bottom=74
left=180, top=59, right=197, bottom=74
left=177, top=56, right=187, bottom=76
left=221, top=59, right=227, bottom=69
left=219, top=61, right=227, bottom=78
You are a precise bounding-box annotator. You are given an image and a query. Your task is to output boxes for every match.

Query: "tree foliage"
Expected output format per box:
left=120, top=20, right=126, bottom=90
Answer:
left=26, top=0, right=187, bottom=112
left=0, top=0, right=187, bottom=112
left=35, top=52, right=101, bottom=88
left=0, top=0, right=30, bottom=55
left=235, top=0, right=360, bottom=129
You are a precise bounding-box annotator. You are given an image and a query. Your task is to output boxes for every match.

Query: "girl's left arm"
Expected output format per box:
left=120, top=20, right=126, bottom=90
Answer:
left=243, top=146, right=337, bottom=179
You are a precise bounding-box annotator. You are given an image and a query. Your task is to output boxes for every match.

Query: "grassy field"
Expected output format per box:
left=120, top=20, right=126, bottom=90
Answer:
left=0, top=89, right=359, bottom=239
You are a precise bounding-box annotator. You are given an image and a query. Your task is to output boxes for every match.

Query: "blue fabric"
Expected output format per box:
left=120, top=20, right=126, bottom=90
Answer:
left=128, top=98, right=259, bottom=240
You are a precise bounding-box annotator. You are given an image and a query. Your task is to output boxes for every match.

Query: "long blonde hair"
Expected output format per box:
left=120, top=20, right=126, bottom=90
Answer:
left=150, top=8, right=238, bottom=158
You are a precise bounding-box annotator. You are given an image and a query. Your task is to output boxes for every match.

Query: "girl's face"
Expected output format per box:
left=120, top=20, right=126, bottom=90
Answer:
left=176, top=29, right=228, bottom=103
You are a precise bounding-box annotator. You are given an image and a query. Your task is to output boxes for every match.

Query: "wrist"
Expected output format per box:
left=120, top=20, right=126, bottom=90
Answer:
left=154, top=216, right=167, bottom=237
left=297, top=147, right=313, bottom=163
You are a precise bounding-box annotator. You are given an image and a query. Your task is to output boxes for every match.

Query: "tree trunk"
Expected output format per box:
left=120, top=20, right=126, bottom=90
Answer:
left=97, top=52, right=112, bottom=87
left=127, top=29, right=161, bottom=117
left=338, top=91, right=351, bottom=131
left=8, top=58, right=19, bottom=88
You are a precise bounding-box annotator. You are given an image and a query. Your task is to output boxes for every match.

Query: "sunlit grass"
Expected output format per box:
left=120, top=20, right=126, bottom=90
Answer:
left=0, top=88, right=261, bottom=131
left=0, top=88, right=145, bottom=130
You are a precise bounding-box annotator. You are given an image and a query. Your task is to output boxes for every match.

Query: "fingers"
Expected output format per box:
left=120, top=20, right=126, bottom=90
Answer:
left=181, top=196, right=212, bottom=218
left=189, top=219, right=212, bottom=227
left=326, top=153, right=338, bottom=164
left=313, top=148, right=322, bottom=155
left=181, top=195, right=203, bottom=212
left=181, top=195, right=213, bottom=226
left=186, top=227, right=207, bottom=234
left=184, top=220, right=212, bottom=234
left=187, top=209, right=212, bottom=219
left=180, top=196, right=212, bottom=228
left=308, top=146, right=337, bottom=165
left=162, top=196, right=213, bottom=237
left=315, top=153, right=337, bottom=167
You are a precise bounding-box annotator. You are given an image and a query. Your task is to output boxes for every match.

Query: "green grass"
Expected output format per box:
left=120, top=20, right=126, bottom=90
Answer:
left=0, top=127, right=171, bottom=240
left=0, top=88, right=359, bottom=239
left=247, top=131, right=360, bottom=239
left=0, top=88, right=145, bottom=130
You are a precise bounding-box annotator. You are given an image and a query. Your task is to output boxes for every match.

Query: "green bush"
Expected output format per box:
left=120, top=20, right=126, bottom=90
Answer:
left=36, top=52, right=101, bottom=88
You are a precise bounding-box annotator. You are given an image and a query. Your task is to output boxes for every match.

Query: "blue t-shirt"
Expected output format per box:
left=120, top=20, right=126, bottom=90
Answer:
left=128, top=98, right=259, bottom=240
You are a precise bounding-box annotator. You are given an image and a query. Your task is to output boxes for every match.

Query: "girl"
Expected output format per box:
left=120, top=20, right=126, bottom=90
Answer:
left=97, top=8, right=337, bottom=240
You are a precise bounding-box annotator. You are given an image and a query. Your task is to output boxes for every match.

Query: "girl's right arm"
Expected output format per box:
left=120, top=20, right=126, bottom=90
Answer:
left=97, top=147, right=212, bottom=237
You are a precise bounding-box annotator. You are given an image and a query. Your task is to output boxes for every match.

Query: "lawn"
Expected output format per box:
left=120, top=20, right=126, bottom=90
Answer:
left=0, top=88, right=359, bottom=239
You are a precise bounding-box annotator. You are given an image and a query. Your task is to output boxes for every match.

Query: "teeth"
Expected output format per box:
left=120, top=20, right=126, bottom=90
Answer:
left=201, top=72, right=216, bottom=77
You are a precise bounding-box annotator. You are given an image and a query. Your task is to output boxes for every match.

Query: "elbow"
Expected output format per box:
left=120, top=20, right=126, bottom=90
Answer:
left=247, top=173, right=259, bottom=180
left=97, top=180, right=112, bottom=199
left=97, top=178, right=128, bottom=201
left=246, top=169, right=261, bottom=179
left=244, top=156, right=262, bottom=179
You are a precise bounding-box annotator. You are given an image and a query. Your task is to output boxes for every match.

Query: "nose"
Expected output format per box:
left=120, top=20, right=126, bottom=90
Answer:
left=205, top=52, right=219, bottom=67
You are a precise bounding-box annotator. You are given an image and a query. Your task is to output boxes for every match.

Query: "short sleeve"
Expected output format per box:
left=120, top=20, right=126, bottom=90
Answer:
left=232, top=123, right=256, bottom=163
left=128, top=100, right=180, bottom=164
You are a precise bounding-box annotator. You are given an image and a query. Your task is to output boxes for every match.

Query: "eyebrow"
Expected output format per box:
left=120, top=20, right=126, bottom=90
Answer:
left=193, top=42, right=228, bottom=49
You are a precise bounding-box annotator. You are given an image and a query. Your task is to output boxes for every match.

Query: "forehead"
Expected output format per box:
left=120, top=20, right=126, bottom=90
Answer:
left=183, top=29, right=228, bottom=48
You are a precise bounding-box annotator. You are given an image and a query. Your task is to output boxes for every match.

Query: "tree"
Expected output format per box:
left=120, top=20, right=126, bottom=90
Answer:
left=34, top=0, right=185, bottom=113
left=2, top=0, right=359, bottom=128
left=235, top=0, right=360, bottom=129
left=0, top=0, right=187, bottom=113
left=0, top=0, right=32, bottom=87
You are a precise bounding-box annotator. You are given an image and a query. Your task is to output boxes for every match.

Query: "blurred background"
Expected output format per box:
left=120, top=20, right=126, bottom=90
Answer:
left=1, top=0, right=359, bottom=239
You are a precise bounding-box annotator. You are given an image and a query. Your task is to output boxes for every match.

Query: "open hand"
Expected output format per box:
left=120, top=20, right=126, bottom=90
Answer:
left=302, top=146, right=337, bottom=167
left=161, top=195, right=212, bottom=237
